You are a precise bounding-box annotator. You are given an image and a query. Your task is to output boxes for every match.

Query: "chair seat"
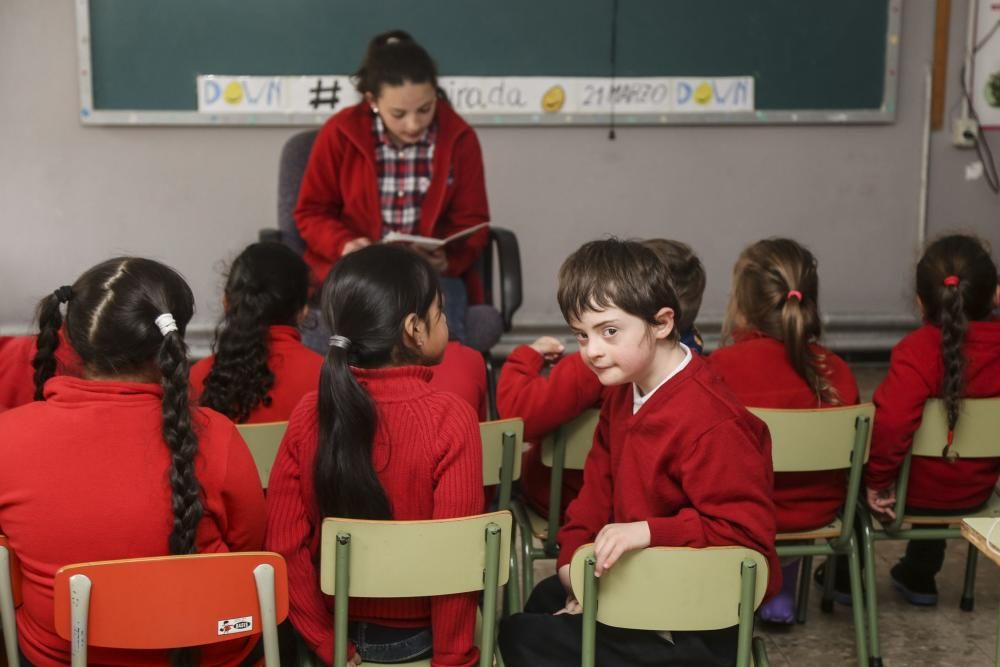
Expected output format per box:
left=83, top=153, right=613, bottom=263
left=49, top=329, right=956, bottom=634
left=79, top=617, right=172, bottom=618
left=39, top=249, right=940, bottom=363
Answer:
left=776, top=518, right=842, bottom=541
left=526, top=506, right=549, bottom=541
left=895, top=491, right=1000, bottom=527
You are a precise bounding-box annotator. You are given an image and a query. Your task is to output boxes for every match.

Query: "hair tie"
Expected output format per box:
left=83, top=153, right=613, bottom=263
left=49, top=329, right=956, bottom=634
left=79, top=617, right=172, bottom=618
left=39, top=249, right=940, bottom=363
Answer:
left=53, top=285, right=73, bottom=303
left=155, top=313, right=178, bottom=337
left=329, top=334, right=352, bottom=350
left=786, top=290, right=803, bottom=302
left=943, top=275, right=960, bottom=287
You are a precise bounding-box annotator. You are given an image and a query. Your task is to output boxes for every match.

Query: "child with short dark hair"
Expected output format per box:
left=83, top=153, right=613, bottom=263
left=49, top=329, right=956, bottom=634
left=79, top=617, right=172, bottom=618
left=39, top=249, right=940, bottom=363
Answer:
left=866, top=234, right=1000, bottom=605
left=498, top=239, right=778, bottom=667
left=191, top=242, right=322, bottom=423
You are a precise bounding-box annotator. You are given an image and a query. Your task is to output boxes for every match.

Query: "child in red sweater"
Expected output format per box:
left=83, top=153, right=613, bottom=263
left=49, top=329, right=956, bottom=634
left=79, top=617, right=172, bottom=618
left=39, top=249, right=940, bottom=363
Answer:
left=866, top=234, right=1000, bottom=605
left=191, top=242, right=322, bottom=423
left=265, top=244, right=483, bottom=667
left=497, top=238, right=707, bottom=520
left=498, top=239, right=778, bottom=667
left=708, top=238, right=859, bottom=623
left=0, top=258, right=266, bottom=667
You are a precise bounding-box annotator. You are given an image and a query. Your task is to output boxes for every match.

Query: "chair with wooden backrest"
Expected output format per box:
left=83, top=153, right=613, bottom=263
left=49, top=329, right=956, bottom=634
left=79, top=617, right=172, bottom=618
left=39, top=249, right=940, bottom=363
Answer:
left=237, top=421, right=289, bottom=489
left=52, top=552, right=288, bottom=667
left=480, top=418, right=523, bottom=613
left=510, top=408, right=599, bottom=601
left=569, top=545, right=771, bottom=667
left=859, top=398, right=1000, bottom=667
left=749, top=404, right=874, bottom=667
left=320, top=511, right=513, bottom=667
left=0, top=536, right=23, bottom=667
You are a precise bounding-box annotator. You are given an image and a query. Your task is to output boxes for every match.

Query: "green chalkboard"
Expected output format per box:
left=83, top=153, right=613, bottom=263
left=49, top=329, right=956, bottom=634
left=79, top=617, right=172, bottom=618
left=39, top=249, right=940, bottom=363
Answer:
left=80, top=0, right=900, bottom=125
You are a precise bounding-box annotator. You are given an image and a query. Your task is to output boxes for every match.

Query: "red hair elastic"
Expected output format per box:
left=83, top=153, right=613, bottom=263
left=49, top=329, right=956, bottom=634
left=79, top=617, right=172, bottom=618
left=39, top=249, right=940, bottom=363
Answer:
left=786, top=290, right=803, bottom=301
left=943, top=275, right=960, bottom=287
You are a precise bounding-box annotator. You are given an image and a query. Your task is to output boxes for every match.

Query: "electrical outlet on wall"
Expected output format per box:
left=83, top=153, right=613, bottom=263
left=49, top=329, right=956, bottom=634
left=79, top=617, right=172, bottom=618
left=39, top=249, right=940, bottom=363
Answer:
left=952, top=118, right=979, bottom=148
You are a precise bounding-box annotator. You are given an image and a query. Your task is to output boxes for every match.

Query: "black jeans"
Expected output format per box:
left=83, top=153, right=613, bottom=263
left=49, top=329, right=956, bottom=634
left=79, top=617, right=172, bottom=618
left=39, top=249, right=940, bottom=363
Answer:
left=498, top=575, right=739, bottom=667
left=347, top=622, right=432, bottom=663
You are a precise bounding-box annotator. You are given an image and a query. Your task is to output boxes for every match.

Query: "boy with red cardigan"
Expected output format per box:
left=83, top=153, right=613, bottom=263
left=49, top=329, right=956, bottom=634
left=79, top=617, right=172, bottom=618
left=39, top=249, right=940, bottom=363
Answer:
left=498, top=239, right=778, bottom=667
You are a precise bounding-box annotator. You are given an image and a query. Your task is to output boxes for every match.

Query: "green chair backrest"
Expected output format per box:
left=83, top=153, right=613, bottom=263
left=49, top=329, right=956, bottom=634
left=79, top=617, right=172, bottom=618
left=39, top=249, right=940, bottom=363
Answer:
left=480, top=418, right=523, bottom=486
left=319, top=511, right=512, bottom=598
left=236, top=421, right=288, bottom=488
left=749, top=404, right=875, bottom=472
left=540, top=408, right=599, bottom=470
left=569, top=545, right=768, bottom=631
left=911, top=398, right=1000, bottom=458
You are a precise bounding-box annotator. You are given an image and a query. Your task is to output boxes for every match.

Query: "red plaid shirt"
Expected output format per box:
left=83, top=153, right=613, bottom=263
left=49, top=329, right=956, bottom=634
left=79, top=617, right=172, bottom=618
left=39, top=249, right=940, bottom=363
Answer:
left=372, top=112, right=436, bottom=235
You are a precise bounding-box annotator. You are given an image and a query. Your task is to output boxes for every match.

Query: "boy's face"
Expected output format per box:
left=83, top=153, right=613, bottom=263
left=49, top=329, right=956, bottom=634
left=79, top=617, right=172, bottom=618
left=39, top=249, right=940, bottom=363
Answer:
left=569, top=305, right=675, bottom=388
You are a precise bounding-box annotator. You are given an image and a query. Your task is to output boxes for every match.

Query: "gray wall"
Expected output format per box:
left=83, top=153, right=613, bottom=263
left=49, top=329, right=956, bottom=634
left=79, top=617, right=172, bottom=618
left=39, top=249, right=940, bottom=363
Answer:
left=2, top=1, right=998, bottom=343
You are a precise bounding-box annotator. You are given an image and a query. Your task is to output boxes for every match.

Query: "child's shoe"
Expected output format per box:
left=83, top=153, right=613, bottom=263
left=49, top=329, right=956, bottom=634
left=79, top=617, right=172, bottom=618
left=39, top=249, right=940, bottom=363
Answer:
left=890, top=560, right=938, bottom=606
left=758, top=561, right=800, bottom=624
left=812, top=559, right=853, bottom=606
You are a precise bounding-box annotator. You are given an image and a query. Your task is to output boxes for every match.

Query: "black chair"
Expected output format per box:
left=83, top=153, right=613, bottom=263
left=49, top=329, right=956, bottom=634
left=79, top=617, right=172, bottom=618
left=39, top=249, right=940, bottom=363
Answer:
left=264, top=129, right=522, bottom=417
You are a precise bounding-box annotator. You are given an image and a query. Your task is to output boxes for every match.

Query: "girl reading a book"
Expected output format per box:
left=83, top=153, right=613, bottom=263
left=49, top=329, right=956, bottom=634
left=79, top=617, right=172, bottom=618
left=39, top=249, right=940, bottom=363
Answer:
left=294, top=30, right=491, bottom=342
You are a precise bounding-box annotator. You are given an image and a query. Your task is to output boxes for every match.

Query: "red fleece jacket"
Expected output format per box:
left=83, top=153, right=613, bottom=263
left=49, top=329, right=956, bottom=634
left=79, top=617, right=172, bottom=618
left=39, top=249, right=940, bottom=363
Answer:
left=866, top=319, right=1000, bottom=510
left=294, top=101, right=489, bottom=302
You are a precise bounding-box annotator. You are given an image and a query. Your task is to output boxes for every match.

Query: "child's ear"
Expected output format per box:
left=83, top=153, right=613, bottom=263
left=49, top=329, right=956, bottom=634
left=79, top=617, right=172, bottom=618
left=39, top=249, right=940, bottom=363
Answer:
left=401, top=312, right=422, bottom=351
left=993, top=285, right=1000, bottom=307
left=651, top=307, right=676, bottom=341
left=364, top=91, right=377, bottom=111
left=916, top=295, right=926, bottom=318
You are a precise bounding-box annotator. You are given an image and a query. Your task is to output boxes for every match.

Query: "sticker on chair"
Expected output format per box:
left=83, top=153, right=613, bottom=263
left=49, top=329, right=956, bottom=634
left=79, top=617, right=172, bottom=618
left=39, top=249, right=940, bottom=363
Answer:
left=217, top=616, right=253, bottom=635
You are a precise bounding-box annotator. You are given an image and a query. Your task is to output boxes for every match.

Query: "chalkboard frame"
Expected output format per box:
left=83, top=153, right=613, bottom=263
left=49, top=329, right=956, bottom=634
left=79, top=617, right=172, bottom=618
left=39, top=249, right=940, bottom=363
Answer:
left=75, top=0, right=902, bottom=127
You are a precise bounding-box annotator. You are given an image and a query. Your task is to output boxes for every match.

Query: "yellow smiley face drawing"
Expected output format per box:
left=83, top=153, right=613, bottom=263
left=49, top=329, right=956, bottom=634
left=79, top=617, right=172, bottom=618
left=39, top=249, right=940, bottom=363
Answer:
left=223, top=81, right=244, bottom=105
left=694, top=82, right=713, bottom=105
left=541, top=85, right=566, bottom=113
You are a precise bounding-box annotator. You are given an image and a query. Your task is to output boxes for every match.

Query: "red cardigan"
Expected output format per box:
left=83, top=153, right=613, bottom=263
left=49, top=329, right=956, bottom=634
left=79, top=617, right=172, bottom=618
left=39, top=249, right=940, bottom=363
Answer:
left=0, top=377, right=266, bottom=667
left=265, top=366, right=484, bottom=667
left=497, top=347, right=610, bottom=518
left=430, top=342, right=488, bottom=419
left=294, top=101, right=490, bottom=302
left=708, top=330, right=860, bottom=532
left=867, top=319, right=1000, bottom=510
left=190, top=325, right=323, bottom=423
left=557, top=354, right=781, bottom=599
left=0, top=334, right=82, bottom=410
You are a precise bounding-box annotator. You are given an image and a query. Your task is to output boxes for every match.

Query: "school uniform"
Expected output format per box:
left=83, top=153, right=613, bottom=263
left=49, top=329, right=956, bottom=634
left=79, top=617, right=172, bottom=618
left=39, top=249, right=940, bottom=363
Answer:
left=265, top=366, right=484, bottom=667
left=429, top=341, right=488, bottom=419
left=190, top=325, right=323, bottom=423
left=0, top=376, right=266, bottom=667
left=0, top=334, right=82, bottom=410
left=708, top=329, right=860, bottom=532
left=294, top=101, right=490, bottom=303
left=498, top=352, right=779, bottom=667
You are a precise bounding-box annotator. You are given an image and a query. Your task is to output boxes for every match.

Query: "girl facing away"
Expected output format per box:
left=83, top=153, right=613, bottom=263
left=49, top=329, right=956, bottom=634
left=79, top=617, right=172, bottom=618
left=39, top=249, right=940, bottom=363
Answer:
left=866, top=234, right=1000, bottom=606
left=0, top=258, right=266, bottom=667
left=708, top=238, right=859, bottom=624
left=265, top=244, right=484, bottom=666
left=191, top=242, right=322, bottom=423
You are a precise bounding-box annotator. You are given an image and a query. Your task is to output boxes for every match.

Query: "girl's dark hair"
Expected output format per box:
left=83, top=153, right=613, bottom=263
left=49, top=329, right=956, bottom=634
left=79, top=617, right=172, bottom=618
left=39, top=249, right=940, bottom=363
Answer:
left=916, top=234, right=998, bottom=438
left=33, top=258, right=202, bottom=559
left=724, top=238, right=839, bottom=405
left=354, top=30, right=439, bottom=98
left=314, top=244, right=441, bottom=520
left=199, top=243, right=310, bottom=423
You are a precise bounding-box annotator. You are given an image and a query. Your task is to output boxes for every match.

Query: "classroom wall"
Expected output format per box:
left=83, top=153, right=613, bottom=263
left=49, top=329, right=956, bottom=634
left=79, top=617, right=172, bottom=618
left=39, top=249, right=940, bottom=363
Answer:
left=1, top=1, right=997, bottom=345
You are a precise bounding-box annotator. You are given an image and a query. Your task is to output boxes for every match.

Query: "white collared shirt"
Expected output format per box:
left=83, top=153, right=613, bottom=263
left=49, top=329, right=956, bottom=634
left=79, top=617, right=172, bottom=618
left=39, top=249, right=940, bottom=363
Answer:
left=632, top=344, right=692, bottom=415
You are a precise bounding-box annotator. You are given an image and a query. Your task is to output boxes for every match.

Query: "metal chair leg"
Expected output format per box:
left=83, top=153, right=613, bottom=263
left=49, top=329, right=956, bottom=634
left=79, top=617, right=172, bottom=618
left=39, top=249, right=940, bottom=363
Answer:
left=961, top=542, right=978, bottom=612
left=859, top=514, right=882, bottom=667
left=796, top=554, right=813, bottom=624
left=846, top=535, right=869, bottom=667
left=821, top=555, right=837, bottom=613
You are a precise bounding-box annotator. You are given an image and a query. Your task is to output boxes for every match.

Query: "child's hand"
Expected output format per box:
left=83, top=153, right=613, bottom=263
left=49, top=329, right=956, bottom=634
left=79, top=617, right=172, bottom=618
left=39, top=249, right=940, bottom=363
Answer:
left=529, top=336, right=565, bottom=363
left=342, top=237, right=372, bottom=256
left=350, top=652, right=363, bottom=665
left=593, top=521, right=651, bottom=577
left=554, top=594, right=582, bottom=615
left=866, top=486, right=897, bottom=521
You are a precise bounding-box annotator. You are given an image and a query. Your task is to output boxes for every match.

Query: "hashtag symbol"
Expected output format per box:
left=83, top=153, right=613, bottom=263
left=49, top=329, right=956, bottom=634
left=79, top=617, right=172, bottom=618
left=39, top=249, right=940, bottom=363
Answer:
left=309, top=78, right=341, bottom=109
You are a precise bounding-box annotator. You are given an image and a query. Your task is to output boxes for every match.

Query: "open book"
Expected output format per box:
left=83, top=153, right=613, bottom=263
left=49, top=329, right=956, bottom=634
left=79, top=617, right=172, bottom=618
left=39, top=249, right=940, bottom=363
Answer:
left=382, top=222, right=489, bottom=249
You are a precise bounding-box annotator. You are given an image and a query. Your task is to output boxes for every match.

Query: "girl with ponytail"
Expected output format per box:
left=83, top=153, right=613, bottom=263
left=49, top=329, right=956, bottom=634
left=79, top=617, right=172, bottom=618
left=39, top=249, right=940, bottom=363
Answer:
left=192, top=242, right=322, bottom=423
left=266, top=244, right=483, bottom=667
left=709, top=237, right=859, bottom=623
left=0, top=258, right=266, bottom=667
left=866, top=234, right=1000, bottom=606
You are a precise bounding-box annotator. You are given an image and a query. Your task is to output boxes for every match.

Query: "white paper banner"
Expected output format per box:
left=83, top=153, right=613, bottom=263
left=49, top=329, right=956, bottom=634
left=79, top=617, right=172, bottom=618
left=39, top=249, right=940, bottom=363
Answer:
left=973, top=2, right=1000, bottom=128
left=197, top=75, right=754, bottom=117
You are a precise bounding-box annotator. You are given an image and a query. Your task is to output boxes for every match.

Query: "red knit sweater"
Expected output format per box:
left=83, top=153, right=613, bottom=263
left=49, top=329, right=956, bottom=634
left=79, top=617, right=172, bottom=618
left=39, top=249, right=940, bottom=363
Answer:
left=556, top=354, right=781, bottom=599
left=190, top=325, right=323, bottom=423
left=430, top=342, right=488, bottom=420
left=866, top=319, right=1000, bottom=509
left=0, top=377, right=266, bottom=667
left=497, top=347, right=609, bottom=518
left=264, top=366, right=484, bottom=667
left=708, top=330, right=860, bottom=532
left=0, top=333, right=82, bottom=410
left=294, top=102, right=490, bottom=302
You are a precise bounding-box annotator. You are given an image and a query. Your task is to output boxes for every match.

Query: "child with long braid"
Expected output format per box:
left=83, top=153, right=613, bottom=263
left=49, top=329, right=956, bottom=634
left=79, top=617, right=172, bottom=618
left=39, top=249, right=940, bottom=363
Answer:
left=192, top=242, right=322, bottom=423
left=866, top=234, right=1000, bottom=605
left=0, top=258, right=266, bottom=667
